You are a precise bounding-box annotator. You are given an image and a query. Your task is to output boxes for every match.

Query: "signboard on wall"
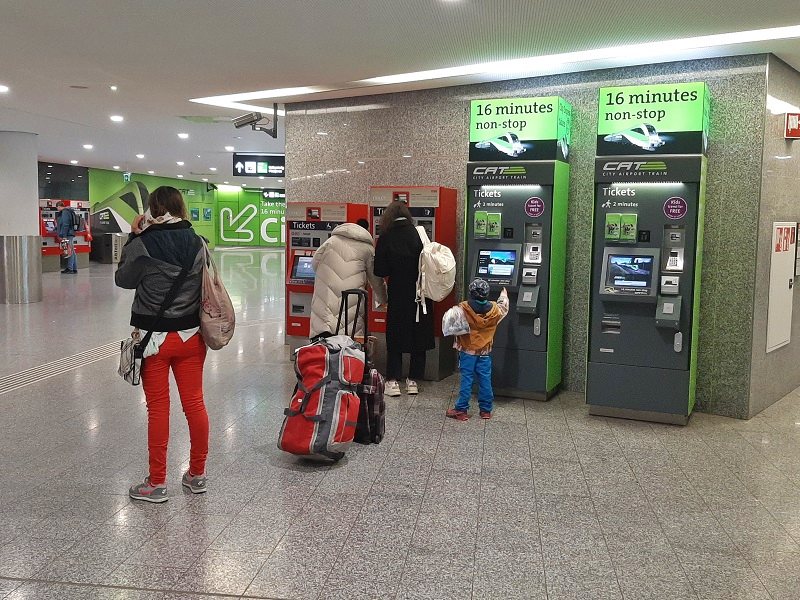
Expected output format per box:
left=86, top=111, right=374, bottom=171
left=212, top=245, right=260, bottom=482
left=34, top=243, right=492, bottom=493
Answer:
left=767, top=222, right=797, bottom=353
left=469, top=96, right=572, bottom=161
left=597, top=82, right=710, bottom=156
left=217, top=190, right=285, bottom=247
left=232, top=153, right=285, bottom=177
left=785, top=113, right=800, bottom=139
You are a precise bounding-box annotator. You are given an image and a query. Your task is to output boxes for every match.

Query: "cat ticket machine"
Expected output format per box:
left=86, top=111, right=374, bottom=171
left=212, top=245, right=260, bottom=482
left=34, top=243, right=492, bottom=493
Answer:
left=285, top=202, right=368, bottom=352
left=39, top=199, right=92, bottom=273
left=368, top=186, right=458, bottom=380
left=586, top=156, right=706, bottom=424
left=465, top=162, right=569, bottom=399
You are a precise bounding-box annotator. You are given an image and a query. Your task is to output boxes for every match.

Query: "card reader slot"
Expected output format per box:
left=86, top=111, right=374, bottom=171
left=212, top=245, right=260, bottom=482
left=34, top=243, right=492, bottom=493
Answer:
left=601, top=316, right=621, bottom=334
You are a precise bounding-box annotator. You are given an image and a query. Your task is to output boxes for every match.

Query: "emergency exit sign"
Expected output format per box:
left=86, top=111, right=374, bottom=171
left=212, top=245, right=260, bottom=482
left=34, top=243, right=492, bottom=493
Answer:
left=786, top=113, right=800, bottom=139
left=232, top=153, right=285, bottom=177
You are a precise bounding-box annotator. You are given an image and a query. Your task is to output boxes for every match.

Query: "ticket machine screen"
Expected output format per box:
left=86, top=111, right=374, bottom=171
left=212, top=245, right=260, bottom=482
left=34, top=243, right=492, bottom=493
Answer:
left=43, top=219, right=57, bottom=233
left=605, top=255, right=654, bottom=290
left=476, top=249, right=518, bottom=285
left=291, top=256, right=316, bottom=281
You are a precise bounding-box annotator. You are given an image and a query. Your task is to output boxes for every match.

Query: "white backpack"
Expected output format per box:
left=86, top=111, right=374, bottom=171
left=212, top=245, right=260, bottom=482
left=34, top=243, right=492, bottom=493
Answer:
left=415, top=226, right=456, bottom=321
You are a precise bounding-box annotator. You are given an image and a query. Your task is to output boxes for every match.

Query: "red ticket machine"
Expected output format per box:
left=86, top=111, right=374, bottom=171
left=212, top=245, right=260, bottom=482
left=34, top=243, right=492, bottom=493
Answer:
left=39, top=199, right=92, bottom=273
left=368, top=186, right=458, bottom=380
left=285, top=202, right=369, bottom=353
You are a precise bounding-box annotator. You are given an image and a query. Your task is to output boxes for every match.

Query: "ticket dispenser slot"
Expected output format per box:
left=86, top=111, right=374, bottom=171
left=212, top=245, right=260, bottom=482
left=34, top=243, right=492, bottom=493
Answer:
left=517, top=286, right=540, bottom=316
left=655, top=296, right=682, bottom=331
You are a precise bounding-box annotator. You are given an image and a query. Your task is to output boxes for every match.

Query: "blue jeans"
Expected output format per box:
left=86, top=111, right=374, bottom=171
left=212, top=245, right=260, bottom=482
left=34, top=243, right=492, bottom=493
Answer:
left=455, top=352, right=493, bottom=413
left=66, top=237, right=77, bottom=271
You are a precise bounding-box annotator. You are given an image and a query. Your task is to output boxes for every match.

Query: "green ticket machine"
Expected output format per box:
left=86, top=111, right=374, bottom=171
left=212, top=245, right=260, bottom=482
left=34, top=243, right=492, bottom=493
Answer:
left=465, top=96, right=572, bottom=399
left=587, top=83, right=710, bottom=424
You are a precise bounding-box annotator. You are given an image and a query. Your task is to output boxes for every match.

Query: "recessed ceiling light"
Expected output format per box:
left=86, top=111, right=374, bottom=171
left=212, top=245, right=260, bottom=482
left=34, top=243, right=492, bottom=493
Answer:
left=136, top=154, right=145, bottom=159
left=259, top=176, right=265, bottom=180
left=0, top=85, right=9, bottom=93
left=224, top=146, right=234, bottom=152
left=77, top=175, right=83, bottom=178
left=209, top=167, right=217, bottom=171
left=178, top=133, right=189, bottom=139
left=277, top=179, right=283, bottom=183
left=196, top=154, right=201, bottom=158
left=83, top=144, right=94, bottom=150
left=316, top=131, right=328, bottom=136
left=357, top=161, right=365, bottom=164
left=776, top=155, right=793, bottom=160
left=112, top=166, right=120, bottom=170
left=147, top=170, right=155, bottom=174
left=110, top=115, right=124, bottom=122
left=233, top=136, right=242, bottom=139
left=242, top=184, right=247, bottom=187
left=202, top=178, right=208, bottom=182
left=177, top=174, right=184, bottom=178
left=46, top=172, right=52, bottom=175
left=110, top=85, right=118, bottom=91
left=47, top=165, right=52, bottom=167
left=402, top=154, right=412, bottom=158
left=223, top=181, right=229, bottom=184
left=70, top=160, right=78, bottom=164
left=176, top=161, right=184, bottom=166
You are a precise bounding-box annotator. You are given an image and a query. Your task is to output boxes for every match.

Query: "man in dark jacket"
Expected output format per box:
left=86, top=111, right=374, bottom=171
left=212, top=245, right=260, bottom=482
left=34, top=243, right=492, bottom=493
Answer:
left=55, top=201, right=78, bottom=274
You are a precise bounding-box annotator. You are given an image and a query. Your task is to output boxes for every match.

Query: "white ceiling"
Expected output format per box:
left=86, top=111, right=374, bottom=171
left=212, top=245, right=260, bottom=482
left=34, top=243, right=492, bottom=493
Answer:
left=1, top=0, right=799, bottom=188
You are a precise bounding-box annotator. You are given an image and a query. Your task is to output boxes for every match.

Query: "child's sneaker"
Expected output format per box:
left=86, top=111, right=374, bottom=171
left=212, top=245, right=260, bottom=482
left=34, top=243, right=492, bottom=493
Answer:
left=446, top=408, right=470, bottom=421
left=480, top=411, right=492, bottom=420
left=129, top=477, right=168, bottom=503
left=386, top=380, right=401, bottom=397
left=406, top=379, right=419, bottom=395
left=182, top=470, right=208, bottom=494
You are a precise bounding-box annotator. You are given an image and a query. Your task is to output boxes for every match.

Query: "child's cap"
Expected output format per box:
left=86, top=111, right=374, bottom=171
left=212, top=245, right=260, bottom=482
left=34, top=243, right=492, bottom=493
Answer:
left=469, top=278, right=490, bottom=303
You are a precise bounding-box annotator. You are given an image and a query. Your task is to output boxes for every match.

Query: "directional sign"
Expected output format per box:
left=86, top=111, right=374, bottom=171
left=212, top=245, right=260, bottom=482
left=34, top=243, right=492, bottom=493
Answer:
left=232, top=153, right=285, bottom=177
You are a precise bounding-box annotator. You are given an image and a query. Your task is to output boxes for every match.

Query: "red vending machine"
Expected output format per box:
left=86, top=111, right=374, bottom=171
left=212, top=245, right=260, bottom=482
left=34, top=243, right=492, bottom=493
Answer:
left=285, top=202, right=369, bottom=353
left=368, top=186, right=458, bottom=381
left=39, top=199, right=92, bottom=273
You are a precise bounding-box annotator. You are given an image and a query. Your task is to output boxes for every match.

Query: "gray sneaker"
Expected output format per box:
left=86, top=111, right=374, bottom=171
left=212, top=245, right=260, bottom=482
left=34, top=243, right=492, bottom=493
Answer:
left=129, top=477, right=168, bottom=503
left=182, top=470, right=208, bottom=494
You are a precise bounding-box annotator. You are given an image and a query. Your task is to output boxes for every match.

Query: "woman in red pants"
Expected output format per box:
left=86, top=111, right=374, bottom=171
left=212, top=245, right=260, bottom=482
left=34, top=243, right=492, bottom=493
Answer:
left=115, top=186, right=209, bottom=503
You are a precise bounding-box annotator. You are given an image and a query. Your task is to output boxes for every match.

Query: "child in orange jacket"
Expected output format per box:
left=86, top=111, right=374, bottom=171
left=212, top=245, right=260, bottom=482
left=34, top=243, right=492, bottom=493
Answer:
left=446, top=278, right=508, bottom=420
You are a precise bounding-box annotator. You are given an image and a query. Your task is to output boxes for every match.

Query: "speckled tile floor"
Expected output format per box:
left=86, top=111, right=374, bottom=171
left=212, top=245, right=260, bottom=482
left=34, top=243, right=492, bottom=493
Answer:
left=2, top=249, right=800, bottom=599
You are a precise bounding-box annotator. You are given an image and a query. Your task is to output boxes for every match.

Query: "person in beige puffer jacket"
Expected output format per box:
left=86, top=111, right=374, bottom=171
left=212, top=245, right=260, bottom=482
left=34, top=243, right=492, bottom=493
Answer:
left=310, top=220, right=387, bottom=339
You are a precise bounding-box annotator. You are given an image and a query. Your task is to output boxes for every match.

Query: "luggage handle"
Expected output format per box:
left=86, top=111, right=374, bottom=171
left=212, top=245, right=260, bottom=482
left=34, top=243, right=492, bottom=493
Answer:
left=335, top=289, right=369, bottom=341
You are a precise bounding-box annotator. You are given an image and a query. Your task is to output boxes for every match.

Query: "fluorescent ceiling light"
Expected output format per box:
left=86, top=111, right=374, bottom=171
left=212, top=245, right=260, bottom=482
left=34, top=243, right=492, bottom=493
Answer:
left=224, top=146, right=234, bottom=152
left=202, top=178, right=208, bottom=181
left=277, top=179, right=283, bottom=182
left=776, top=155, right=793, bottom=159
left=190, top=86, right=324, bottom=114
left=360, top=24, right=800, bottom=86
left=70, top=160, right=78, bottom=164
left=112, top=166, right=120, bottom=170
left=209, top=167, right=217, bottom=171
left=136, top=154, right=144, bottom=159
left=147, top=170, right=155, bottom=174
left=316, top=131, right=328, bottom=136
left=178, top=133, right=189, bottom=139
left=223, top=181, right=229, bottom=184
left=0, top=85, right=9, bottom=93
left=110, top=85, right=118, bottom=91
left=177, top=174, right=184, bottom=178
left=176, top=161, right=184, bottom=166
left=83, top=144, right=93, bottom=150
left=110, top=115, right=124, bottom=122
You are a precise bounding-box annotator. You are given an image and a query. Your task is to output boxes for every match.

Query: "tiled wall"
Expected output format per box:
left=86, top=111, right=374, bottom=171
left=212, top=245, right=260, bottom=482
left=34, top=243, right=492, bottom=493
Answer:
left=748, top=56, right=800, bottom=417
left=286, top=55, right=769, bottom=418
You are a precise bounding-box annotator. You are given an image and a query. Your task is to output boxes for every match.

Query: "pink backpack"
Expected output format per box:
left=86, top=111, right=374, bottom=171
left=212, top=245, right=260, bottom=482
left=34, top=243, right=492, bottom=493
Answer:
left=199, top=239, right=235, bottom=350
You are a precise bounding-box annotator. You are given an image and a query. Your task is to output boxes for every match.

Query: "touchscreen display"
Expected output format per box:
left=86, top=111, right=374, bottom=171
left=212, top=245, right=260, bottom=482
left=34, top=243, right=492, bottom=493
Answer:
left=291, top=256, right=315, bottom=280
left=476, top=249, right=517, bottom=282
left=43, top=219, right=57, bottom=233
left=606, top=255, right=654, bottom=289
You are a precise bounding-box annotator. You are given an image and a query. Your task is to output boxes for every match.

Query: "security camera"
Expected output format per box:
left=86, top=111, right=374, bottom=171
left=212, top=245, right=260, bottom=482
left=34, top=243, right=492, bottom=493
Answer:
left=233, top=112, right=263, bottom=129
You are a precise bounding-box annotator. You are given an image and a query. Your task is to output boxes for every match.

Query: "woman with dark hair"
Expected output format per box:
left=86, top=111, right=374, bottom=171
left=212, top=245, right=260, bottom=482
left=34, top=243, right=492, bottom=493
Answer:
left=374, top=201, right=434, bottom=396
left=115, top=186, right=209, bottom=503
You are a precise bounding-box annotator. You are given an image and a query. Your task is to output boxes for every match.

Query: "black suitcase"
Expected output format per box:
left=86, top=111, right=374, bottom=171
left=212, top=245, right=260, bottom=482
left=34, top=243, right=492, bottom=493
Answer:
left=336, top=289, right=386, bottom=445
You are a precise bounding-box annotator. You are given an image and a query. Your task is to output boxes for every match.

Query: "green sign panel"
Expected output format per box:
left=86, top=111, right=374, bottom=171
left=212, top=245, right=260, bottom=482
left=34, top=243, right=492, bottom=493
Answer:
left=470, top=96, right=572, bottom=161
left=217, top=189, right=285, bottom=248
left=597, top=82, right=710, bottom=156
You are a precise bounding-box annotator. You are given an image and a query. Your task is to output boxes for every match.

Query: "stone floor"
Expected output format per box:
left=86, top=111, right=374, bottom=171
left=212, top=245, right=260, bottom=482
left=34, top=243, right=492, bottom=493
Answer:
left=2, top=249, right=800, bottom=599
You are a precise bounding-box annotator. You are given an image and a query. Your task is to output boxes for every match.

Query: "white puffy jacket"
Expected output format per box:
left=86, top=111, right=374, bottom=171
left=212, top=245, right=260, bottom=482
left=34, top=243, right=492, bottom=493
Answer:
left=310, top=223, right=387, bottom=338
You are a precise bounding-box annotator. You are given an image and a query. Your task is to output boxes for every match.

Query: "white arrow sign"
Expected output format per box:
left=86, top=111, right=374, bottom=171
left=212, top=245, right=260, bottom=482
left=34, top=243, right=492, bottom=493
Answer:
left=219, top=205, right=257, bottom=242
left=235, top=162, right=244, bottom=174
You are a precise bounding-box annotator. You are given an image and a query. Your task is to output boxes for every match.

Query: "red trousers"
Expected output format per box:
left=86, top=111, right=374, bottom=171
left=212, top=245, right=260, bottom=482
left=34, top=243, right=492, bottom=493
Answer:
left=141, top=332, right=208, bottom=485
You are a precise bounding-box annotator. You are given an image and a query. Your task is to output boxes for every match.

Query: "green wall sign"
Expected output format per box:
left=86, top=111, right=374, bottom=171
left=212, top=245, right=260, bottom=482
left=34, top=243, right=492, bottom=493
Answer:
left=597, top=82, right=710, bottom=156
left=217, top=189, right=285, bottom=248
left=470, top=96, right=572, bottom=161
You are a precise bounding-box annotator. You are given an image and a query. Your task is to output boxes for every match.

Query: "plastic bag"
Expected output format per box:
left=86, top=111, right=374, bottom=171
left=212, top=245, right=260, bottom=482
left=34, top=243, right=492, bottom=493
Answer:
left=442, top=305, right=471, bottom=337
